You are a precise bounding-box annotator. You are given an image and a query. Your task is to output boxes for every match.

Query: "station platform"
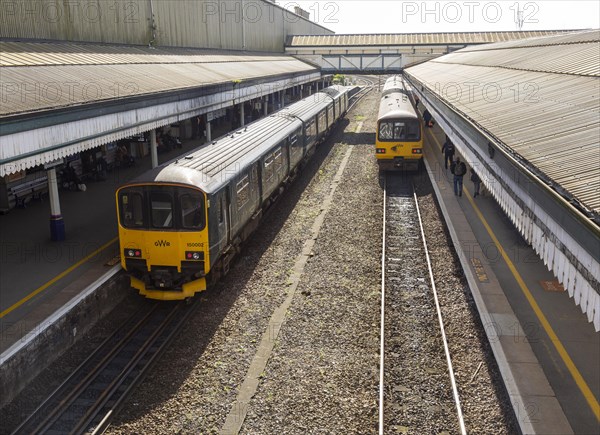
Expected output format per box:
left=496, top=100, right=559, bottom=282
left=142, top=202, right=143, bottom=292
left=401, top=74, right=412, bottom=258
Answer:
left=0, top=135, right=218, bottom=355
left=422, top=122, right=599, bottom=434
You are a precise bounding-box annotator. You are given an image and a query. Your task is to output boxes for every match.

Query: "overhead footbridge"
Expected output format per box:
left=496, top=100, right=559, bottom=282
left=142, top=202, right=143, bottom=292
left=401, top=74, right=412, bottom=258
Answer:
left=404, top=29, right=600, bottom=330
left=285, top=30, right=578, bottom=74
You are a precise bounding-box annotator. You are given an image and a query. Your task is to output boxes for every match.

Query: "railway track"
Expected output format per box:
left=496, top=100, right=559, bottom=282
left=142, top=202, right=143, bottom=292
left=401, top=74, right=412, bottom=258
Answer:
left=379, top=172, right=466, bottom=434
left=12, top=300, right=196, bottom=435
left=347, top=79, right=374, bottom=109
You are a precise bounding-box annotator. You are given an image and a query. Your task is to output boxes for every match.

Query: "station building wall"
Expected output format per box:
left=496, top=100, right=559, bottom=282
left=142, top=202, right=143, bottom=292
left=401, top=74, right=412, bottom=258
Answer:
left=0, top=0, right=333, bottom=52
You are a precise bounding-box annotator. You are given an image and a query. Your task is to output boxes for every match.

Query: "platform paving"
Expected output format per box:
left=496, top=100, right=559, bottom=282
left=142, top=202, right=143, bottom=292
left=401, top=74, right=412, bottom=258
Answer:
left=423, top=122, right=599, bottom=434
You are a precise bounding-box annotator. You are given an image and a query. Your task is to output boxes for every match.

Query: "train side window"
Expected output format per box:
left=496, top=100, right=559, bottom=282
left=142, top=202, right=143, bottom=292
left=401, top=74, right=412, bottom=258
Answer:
left=264, top=152, right=275, bottom=181
left=318, top=111, right=326, bottom=131
left=120, top=192, right=145, bottom=228
left=180, top=191, right=205, bottom=229
left=236, top=174, right=250, bottom=209
left=272, top=147, right=282, bottom=172
left=290, top=131, right=301, bottom=159
left=151, top=191, right=173, bottom=228
left=306, top=119, right=316, bottom=141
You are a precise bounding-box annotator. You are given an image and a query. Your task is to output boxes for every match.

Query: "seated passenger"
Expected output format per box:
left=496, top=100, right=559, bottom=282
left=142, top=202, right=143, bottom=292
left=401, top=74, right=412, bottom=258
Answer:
left=61, top=163, right=86, bottom=191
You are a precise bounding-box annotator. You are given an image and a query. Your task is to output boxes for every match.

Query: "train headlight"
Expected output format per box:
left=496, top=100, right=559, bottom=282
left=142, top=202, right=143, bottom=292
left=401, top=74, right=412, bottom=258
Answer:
left=412, top=148, right=422, bottom=154
left=125, top=248, right=142, bottom=258
left=376, top=148, right=386, bottom=154
left=185, top=251, right=204, bottom=261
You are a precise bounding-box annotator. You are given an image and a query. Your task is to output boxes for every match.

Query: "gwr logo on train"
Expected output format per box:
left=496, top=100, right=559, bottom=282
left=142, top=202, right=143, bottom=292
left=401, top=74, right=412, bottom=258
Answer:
left=155, top=240, right=171, bottom=247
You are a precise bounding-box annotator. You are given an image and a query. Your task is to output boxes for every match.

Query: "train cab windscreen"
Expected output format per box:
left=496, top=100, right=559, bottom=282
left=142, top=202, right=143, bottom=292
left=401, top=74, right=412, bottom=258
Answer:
left=119, top=186, right=206, bottom=231
left=378, top=119, right=421, bottom=142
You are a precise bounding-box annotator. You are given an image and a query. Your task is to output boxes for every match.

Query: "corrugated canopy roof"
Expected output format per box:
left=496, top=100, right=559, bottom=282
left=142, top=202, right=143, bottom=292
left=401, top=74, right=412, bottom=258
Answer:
left=405, top=29, right=600, bottom=216
left=287, top=30, right=582, bottom=47
left=0, top=41, right=318, bottom=117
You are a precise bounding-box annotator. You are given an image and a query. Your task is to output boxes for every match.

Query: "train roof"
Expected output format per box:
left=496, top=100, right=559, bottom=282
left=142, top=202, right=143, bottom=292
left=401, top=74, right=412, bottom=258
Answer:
left=321, top=85, right=347, bottom=99
left=127, top=87, right=347, bottom=194
left=382, top=76, right=414, bottom=100
left=378, top=91, right=419, bottom=121
left=382, top=75, right=405, bottom=93
left=278, top=94, right=328, bottom=122
left=139, top=115, right=303, bottom=193
left=277, top=86, right=343, bottom=122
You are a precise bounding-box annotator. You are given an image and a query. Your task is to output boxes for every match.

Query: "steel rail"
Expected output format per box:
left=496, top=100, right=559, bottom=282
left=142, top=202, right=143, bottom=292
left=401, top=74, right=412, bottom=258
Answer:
left=378, top=174, right=387, bottom=435
left=412, top=183, right=467, bottom=435
left=379, top=173, right=466, bottom=434
left=12, top=304, right=159, bottom=435
left=90, top=299, right=198, bottom=435
left=70, top=303, right=185, bottom=434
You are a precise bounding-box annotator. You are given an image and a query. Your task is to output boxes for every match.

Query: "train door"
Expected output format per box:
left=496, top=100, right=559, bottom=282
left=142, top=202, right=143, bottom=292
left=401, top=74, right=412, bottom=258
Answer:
left=216, top=186, right=235, bottom=275
left=327, top=104, right=334, bottom=128
left=214, top=189, right=230, bottom=254
left=254, top=161, right=263, bottom=206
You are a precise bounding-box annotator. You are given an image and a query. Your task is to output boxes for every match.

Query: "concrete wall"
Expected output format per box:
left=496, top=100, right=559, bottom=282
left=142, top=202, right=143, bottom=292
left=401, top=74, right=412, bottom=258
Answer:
left=0, top=0, right=333, bottom=52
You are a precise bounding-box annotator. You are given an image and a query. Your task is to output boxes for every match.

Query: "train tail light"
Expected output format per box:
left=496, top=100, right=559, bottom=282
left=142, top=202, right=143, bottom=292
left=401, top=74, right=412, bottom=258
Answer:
left=412, top=148, right=422, bottom=154
left=376, top=148, right=386, bottom=154
left=185, top=251, right=204, bottom=261
left=125, top=248, right=142, bottom=258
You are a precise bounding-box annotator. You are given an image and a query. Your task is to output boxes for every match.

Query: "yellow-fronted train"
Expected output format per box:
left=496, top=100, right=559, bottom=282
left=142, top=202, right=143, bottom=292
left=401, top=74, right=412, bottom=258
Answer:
left=116, top=86, right=349, bottom=300
left=375, top=75, right=423, bottom=171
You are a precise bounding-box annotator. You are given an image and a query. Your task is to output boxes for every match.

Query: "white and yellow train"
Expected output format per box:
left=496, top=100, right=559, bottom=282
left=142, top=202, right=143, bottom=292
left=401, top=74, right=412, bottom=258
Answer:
left=116, top=86, right=349, bottom=300
left=375, top=75, right=423, bottom=171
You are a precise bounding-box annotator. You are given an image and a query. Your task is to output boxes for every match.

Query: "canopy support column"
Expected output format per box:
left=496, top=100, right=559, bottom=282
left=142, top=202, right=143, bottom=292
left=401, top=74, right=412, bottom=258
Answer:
left=47, top=167, right=65, bottom=241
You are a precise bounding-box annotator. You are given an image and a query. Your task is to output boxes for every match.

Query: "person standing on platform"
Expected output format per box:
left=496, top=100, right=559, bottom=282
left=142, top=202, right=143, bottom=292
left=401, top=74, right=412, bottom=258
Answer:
left=451, top=156, right=467, bottom=196
left=117, top=144, right=135, bottom=167
left=423, top=109, right=433, bottom=128
left=442, top=136, right=455, bottom=170
left=471, top=167, right=481, bottom=197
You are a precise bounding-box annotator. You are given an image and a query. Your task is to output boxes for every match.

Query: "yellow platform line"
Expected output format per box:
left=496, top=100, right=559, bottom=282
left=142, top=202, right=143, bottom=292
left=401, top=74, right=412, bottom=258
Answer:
left=429, top=132, right=600, bottom=421
left=0, top=237, right=118, bottom=319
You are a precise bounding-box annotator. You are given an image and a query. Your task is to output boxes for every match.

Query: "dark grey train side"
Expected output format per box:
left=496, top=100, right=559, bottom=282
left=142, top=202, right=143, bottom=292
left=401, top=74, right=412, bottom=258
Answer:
left=116, top=86, right=349, bottom=299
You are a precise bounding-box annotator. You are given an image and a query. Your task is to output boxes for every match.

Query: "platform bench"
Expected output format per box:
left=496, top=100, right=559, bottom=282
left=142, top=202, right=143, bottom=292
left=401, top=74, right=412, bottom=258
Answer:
left=9, top=176, right=49, bottom=208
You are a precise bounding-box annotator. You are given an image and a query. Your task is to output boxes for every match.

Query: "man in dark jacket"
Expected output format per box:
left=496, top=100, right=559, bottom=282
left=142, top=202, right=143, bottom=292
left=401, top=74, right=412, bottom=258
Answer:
left=442, top=136, right=455, bottom=169
left=471, top=168, right=481, bottom=197
left=423, top=109, right=433, bottom=127
left=450, top=156, right=467, bottom=196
